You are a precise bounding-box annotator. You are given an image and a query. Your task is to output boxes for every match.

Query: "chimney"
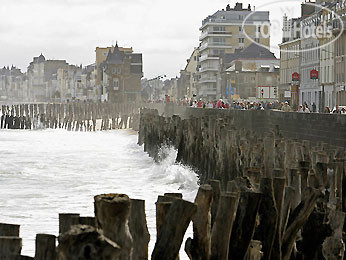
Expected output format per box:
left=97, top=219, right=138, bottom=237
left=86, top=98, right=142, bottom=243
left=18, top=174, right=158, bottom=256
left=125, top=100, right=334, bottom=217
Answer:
left=234, top=2, right=243, bottom=11
left=226, top=4, right=231, bottom=11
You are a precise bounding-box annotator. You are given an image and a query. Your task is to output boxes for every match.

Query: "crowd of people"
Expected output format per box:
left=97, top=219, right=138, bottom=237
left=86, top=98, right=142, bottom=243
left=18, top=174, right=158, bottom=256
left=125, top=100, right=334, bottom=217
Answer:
left=148, top=95, right=346, bottom=114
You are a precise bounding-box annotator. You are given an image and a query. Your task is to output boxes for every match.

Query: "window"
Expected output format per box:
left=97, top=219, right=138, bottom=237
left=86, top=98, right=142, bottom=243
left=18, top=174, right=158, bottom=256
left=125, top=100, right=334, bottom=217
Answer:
left=239, top=26, right=243, bottom=32
left=239, top=38, right=244, bottom=43
left=113, top=78, right=119, bottom=90
left=255, top=38, right=260, bottom=43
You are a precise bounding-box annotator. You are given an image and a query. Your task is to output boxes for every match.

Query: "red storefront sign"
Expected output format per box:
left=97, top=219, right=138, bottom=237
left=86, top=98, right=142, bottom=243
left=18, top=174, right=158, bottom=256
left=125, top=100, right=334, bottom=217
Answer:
left=292, top=72, right=300, bottom=81
left=310, top=69, right=319, bottom=80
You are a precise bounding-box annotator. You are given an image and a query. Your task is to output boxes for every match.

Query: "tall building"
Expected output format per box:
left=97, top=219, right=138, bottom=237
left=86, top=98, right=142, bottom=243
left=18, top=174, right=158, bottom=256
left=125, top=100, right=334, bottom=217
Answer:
left=95, top=45, right=133, bottom=86
left=100, top=43, right=143, bottom=103
left=198, top=2, right=270, bottom=99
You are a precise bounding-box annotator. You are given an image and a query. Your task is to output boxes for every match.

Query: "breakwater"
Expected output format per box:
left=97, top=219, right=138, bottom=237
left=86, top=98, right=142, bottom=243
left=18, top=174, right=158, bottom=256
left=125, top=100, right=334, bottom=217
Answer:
left=138, top=105, right=346, bottom=259
left=0, top=102, right=140, bottom=131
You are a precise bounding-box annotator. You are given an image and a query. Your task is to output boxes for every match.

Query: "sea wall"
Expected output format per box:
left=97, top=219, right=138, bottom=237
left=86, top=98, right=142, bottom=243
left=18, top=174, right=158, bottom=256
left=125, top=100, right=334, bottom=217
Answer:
left=139, top=105, right=346, bottom=191
left=138, top=105, right=346, bottom=259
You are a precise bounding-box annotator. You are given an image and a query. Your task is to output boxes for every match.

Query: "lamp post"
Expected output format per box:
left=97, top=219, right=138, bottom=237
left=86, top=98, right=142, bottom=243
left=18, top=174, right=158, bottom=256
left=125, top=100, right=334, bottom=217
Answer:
left=148, top=75, right=166, bottom=101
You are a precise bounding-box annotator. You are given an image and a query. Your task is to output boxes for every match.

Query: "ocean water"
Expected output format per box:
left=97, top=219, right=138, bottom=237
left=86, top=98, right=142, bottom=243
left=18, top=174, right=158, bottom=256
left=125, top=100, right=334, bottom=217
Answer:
left=0, top=129, right=199, bottom=258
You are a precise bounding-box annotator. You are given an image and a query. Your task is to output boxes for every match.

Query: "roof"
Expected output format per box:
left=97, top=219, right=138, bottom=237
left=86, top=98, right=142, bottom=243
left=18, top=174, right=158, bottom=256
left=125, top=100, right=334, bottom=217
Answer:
left=105, top=43, right=125, bottom=65
left=223, top=43, right=277, bottom=65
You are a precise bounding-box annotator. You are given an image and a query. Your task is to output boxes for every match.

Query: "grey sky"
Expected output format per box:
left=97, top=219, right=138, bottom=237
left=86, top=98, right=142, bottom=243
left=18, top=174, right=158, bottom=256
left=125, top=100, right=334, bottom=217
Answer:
left=0, top=0, right=301, bottom=78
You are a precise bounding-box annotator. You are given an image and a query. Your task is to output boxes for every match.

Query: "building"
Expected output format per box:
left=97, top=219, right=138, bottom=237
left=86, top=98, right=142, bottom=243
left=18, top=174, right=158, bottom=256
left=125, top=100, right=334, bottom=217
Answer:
left=177, top=48, right=199, bottom=99
left=198, top=2, right=270, bottom=99
left=100, top=43, right=143, bottom=103
left=95, top=45, right=133, bottom=87
left=300, top=12, right=321, bottom=110
left=27, top=54, right=69, bottom=101
left=222, top=44, right=279, bottom=101
left=318, top=2, right=336, bottom=109
left=333, top=1, right=346, bottom=106
left=279, top=14, right=302, bottom=106
left=0, top=66, right=26, bottom=100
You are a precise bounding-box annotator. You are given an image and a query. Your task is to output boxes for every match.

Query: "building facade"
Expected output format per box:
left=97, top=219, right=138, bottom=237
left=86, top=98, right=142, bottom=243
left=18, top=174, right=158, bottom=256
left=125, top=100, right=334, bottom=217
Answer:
left=198, top=2, right=270, bottom=99
left=100, top=44, right=143, bottom=103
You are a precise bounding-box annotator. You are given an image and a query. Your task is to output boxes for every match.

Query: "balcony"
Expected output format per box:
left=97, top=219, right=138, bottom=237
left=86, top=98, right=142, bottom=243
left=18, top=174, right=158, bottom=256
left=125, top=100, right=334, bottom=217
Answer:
left=200, top=67, right=219, bottom=72
left=199, top=42, right=233, bottom=51
left=199, top=77, right=217, bottom=84
left=199, top=31, right=233, bottom=41
left=199, top=55, right=220, bottom=62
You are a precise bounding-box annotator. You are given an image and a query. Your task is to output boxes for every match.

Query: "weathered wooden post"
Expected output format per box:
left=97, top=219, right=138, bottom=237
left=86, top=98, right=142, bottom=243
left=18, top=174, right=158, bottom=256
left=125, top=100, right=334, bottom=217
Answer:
left=152, top=199, right=197, bottom=260
left=228, top=191, right=262, bottom=260
left=34, top=234, right=56, bottom=260
left=0, top=236, right=22, bottom=257
left=281, top=187, right=320, bottom=260
left=129, top=199, right=150, bottom=260
left=57, top=225, right=120, bottom=260
left=253, top=178, right=278, bottom=260
left=79, top=217, right=96, bottom=227
left=0, top=223, right=20, bottom=237
left=208, top=180, right=221, bottom=228
left=59, top=213, right=80, bottom=234
left=185, top=184, right=213, bottom=260
left=210, top=193, right=239, bottom=260
left=94, top=194, right=133, bottom=260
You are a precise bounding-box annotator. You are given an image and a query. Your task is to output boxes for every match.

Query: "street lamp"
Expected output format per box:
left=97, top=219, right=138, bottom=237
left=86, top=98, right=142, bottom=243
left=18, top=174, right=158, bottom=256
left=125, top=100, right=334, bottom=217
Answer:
left=148, top=75, right=166, bottom=101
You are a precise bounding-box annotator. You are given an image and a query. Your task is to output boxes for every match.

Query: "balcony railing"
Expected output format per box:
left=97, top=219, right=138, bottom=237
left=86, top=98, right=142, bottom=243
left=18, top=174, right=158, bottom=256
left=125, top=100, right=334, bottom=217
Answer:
left=199, top=42, right=233, bottom=51
left=200, top=67, right=219, bottom=72
left=199, top=31, right=233, bottom=40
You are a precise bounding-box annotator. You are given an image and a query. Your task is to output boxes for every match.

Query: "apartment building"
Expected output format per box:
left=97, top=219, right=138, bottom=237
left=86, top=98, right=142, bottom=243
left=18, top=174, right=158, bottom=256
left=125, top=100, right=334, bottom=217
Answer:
left=198, top=2, right=270, bottom=99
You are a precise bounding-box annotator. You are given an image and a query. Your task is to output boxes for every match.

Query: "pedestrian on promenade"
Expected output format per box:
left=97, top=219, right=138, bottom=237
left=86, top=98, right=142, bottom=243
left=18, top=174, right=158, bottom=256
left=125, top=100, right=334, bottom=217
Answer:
left=281, top=101, right=292, bottom=112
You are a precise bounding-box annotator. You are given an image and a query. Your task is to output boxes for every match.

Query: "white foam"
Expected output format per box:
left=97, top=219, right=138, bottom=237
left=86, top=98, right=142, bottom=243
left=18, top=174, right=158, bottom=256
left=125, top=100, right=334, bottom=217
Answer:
left=0, top=129, right=199, bottom=259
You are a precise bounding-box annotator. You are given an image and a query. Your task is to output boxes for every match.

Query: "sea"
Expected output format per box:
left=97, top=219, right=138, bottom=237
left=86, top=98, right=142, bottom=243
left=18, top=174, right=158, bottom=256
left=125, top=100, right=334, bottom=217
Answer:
left=0, top=129, right=199, bottom=258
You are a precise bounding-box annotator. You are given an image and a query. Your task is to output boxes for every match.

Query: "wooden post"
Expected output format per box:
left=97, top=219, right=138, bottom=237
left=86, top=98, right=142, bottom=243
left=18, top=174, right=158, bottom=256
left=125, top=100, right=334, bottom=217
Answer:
left=281, top=187, right=320, bottom=260
left=210, top=193, right=239, bottom=260
left=208, top=180, right=221, bottom=228
left=59, top=213, right=80, bottom=234
left=271, top=177, right=286, bottom=260
left=34, top=234, right=56, bottom=260
left=253, top=178, right=278, bottom=260
left=129, top=199, right=150, bottom=260
left=152, top=199, right=197, bottom=260
left=57, top=225, right=120, bottom=260
left=79, top=217, right=96, bottom=227
left=228, top=191, right=262, bottom=260
left=94, top=194, right=133, bottom=260
left=0, top=236, right=22, bottom=256
left=185, top=184, right=213, bottom=260
left=0, top=223, right=20, bottom=237
left=164, top=193, right=183, bottom=199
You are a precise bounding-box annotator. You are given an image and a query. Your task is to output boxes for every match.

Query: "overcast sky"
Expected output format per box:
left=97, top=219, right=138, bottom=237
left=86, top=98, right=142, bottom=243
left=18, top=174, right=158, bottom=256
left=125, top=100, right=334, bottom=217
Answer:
left=0, top=0, right=301, bottom=79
